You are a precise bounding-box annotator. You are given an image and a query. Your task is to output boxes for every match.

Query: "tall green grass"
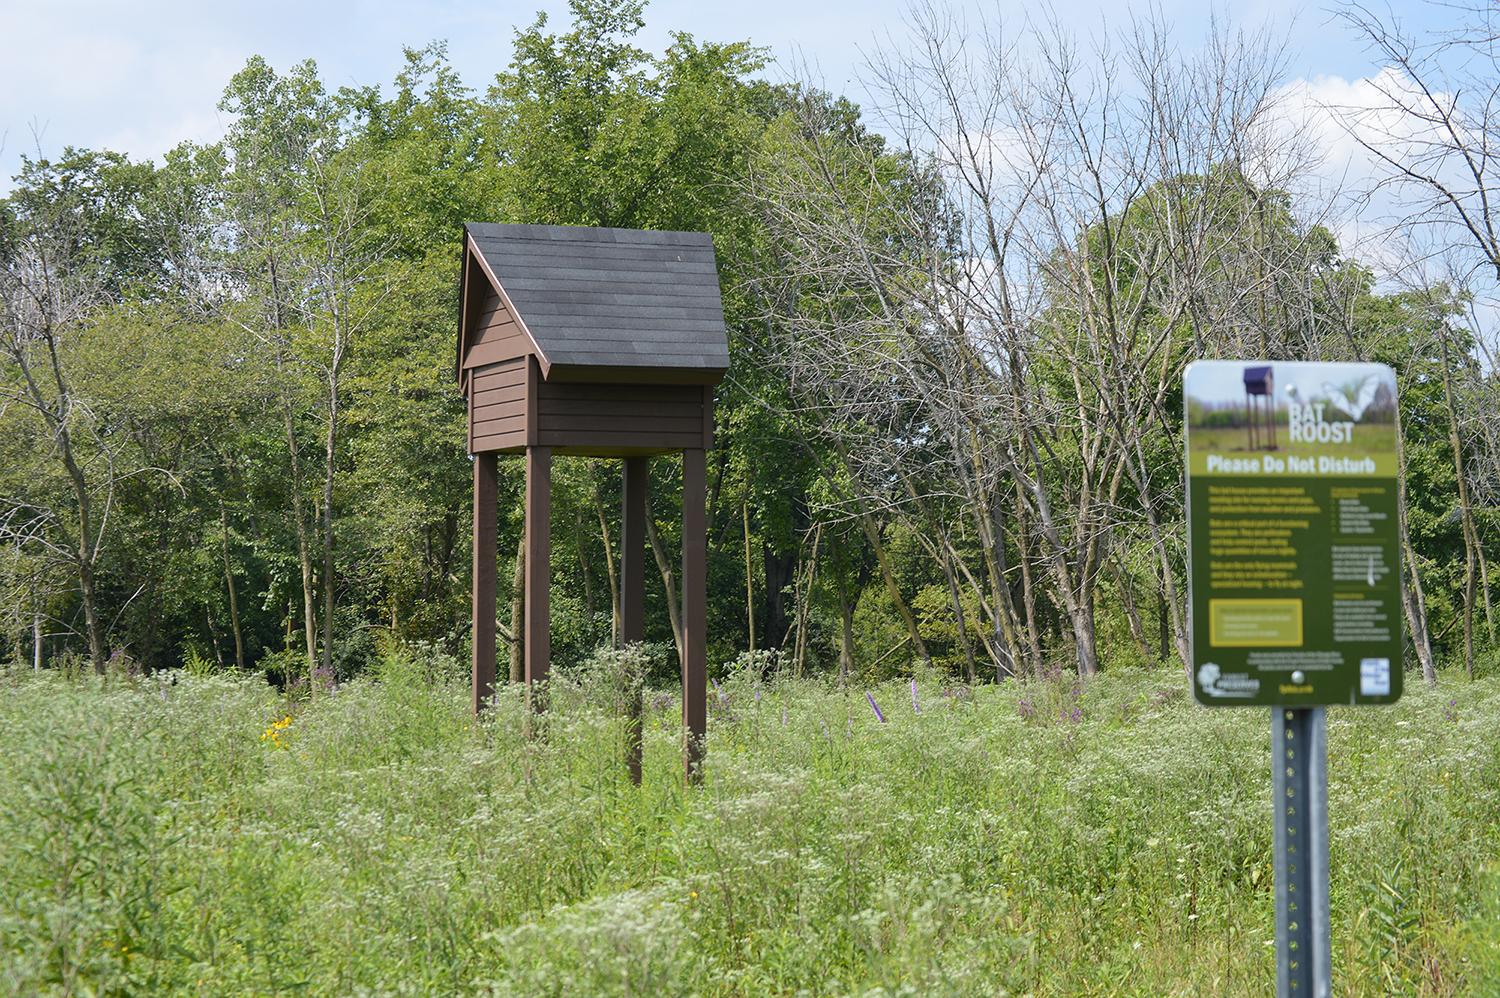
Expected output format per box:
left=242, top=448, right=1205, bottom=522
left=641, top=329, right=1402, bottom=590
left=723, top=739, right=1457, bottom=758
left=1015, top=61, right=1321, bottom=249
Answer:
left=0, top=653, right=1496, bottom=995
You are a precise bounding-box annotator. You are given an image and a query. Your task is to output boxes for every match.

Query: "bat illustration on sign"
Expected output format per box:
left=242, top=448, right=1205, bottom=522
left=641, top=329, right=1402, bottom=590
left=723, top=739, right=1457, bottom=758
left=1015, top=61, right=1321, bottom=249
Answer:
left=1321, top=375, right=1380, bottom=420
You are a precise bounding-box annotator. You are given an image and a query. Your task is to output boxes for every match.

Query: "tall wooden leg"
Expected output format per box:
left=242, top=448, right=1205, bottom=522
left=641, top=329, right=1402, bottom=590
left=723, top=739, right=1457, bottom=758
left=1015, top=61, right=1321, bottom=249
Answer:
left=471, top=451, right=498, bottom=714
left=682, top=448, right=707, bottom=782
left=621, top=456, right=648, bottom=784
left=525, top=446, right=552, bottom=723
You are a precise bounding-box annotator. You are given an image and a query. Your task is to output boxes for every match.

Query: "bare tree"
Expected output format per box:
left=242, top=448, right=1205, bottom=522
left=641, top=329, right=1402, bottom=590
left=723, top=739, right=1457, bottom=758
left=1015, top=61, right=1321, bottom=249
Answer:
left=749, top=5, right=1338, bottom=680
left=0, top=168, right=120, bottom=669
left=1332, top=0, right=1500, bottom=677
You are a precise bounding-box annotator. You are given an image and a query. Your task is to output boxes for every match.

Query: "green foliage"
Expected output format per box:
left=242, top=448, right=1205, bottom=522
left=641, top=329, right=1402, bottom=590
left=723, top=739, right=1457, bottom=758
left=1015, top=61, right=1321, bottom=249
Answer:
left=0, top=661, right=1496, bottom=994
left=2, top=0, right=1496, bottom=699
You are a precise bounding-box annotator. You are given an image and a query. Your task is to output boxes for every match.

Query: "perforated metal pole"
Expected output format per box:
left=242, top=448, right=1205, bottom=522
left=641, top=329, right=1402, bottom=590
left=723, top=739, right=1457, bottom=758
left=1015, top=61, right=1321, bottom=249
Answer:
left=1273, top=707, right=1331, bottom=998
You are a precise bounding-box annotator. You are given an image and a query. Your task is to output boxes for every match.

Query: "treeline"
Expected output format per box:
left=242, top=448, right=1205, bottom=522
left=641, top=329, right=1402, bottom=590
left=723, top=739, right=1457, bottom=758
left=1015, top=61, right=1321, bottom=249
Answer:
left=1, top=0, right=1496, bottom=686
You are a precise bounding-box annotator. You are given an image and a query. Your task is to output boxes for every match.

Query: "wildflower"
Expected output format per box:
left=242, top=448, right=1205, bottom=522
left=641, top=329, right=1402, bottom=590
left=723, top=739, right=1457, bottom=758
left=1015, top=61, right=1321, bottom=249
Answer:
left=911, top=679, right=921, bottom=715
left=260, top=714, right=294, bottom=748
left=866, top=691, right=886, bottom=724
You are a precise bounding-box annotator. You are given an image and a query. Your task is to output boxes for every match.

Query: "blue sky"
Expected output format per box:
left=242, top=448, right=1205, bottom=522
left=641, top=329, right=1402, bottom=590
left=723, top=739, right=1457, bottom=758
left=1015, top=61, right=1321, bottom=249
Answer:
left=0, top=0, right=1452, bottom=191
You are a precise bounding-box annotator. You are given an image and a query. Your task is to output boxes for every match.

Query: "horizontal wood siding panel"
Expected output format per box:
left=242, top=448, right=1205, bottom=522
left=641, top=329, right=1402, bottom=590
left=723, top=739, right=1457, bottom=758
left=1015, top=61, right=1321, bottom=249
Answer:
left=474, top=415, right=526, bottom=437
left=472, top=302, right=509, bottom=330
left=470, top=361, right=527, bottom=391
left=463, top=335, right=530, bottom=371
left=461, top=284, right=531, bottom=370
left=539, top=383, right=702, bottom=405
left=537, top=429, right=705, bottom=450
left=473, top=397, right=527, bottom=421
left=539, top=398, right=697, bottom=418
left=533, top=379, right=706, bottom=450
left=472, top=432, right=525, bottom=453
left=545, top=413, right=703, bottom=434
left=469, top=356, right=530, bottom=450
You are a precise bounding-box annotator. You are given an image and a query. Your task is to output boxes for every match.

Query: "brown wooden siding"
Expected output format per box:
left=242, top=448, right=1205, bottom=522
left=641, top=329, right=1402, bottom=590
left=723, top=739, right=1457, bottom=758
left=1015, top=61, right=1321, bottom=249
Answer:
left=469, top=358, right=527, bottom=452
left=462, top=289, right=532, bottom=372
left=469, top=370, right=713, bottom=456
left=534, top=381, right=704, bottom=453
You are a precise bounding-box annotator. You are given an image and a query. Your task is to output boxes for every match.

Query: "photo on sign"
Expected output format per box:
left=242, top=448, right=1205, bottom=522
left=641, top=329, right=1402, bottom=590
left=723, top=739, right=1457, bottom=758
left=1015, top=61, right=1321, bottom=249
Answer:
left=1185, top=363, right=1397, bottom=474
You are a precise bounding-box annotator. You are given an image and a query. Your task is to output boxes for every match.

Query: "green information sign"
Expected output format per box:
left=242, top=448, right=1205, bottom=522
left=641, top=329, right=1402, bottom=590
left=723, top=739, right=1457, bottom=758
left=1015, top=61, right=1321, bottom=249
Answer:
left=1185, top=360, right=1403, bottom=706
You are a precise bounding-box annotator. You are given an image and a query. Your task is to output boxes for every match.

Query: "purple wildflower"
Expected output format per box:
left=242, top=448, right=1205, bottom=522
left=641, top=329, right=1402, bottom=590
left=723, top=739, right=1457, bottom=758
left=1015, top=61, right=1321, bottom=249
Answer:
left=911, top=678, right=922, bottom=715
left=866, top=691, right=887, bottom=723
left=820, top=717, right=830, bottom=739
left=1018, top=697, right=1036, bottom=720
left=712, top=678, right=727, bottom=705
left=755, top=687, right=762, bottom=704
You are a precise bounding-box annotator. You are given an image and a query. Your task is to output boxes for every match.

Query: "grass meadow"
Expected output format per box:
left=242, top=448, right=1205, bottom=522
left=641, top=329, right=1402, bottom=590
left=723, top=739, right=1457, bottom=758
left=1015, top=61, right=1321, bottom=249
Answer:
left=0, top=650, right=1497, bottom=996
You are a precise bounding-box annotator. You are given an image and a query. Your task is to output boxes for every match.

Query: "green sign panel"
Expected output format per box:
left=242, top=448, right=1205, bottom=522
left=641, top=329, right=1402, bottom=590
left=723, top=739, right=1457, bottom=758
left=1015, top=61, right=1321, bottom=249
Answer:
left=1185, top=361, right=1403, bottom=706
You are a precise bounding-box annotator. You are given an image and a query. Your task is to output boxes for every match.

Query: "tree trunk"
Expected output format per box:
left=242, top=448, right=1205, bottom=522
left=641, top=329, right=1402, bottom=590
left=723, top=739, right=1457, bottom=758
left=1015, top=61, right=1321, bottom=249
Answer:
left=1397, top=429, right=1438, bottom=685
left=590, top=468, right=621, bottom=646
left=762, top=542, right=795, bottom=651
left=206, top=606, right=225, bottom=668
left=858, top=512, right=931, bottom=666
left=320, top=370, right=339, bottom=686
left=941, top=542, right=977, bottom=684
left=220, top=499, right=245, bottom=670
left=646, top=515, right=685, bottom=666
left=53, top=430, right=106, bottom=670
left=277, top=380, right=318, bottom=686
left=980, top=489, right=1020, bottom=680
left=1438, top=327, right=1479, bottom=677
left=743, top=499, right=756, bottom=652
left=76, top=552, right=106, bottom=671
left=1109, top=553, right=1153, bottom=664
left=793, top=525, right=822, bottom=678
left=1013, top=479, right=1044, bottom=675
left=835, top=568, right=855, bottom=685
left=574, top=506, right=596, bottom=621
left=509, top=528, right=525, bottom=684
left=1157, top=566, right=1171, bottom=665
left=33, top=613, right=42, bottom=672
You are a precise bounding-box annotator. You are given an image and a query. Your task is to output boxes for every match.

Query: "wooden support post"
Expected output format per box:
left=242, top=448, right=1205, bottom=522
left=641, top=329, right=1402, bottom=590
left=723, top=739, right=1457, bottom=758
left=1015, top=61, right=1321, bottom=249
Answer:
left=471, top=451, right=498, bottom=714
left=621, top=456, right=648, bottom=784
left=682, top=448, right=708, bottom=782
left=525, top=445, right=552, bottom=720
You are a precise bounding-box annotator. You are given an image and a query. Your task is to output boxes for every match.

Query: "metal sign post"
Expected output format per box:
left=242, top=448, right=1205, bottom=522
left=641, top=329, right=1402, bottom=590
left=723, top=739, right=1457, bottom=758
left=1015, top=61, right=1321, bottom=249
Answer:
left=1272, top=707, right=1330, bottom=998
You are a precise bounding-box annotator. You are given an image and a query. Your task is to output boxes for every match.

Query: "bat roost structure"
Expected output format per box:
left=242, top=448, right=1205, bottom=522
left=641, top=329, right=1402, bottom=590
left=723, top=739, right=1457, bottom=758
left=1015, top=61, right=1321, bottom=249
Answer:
left=1243, top=365, right=1277, bottom=451
left=458, top=223, right=728, bottom=781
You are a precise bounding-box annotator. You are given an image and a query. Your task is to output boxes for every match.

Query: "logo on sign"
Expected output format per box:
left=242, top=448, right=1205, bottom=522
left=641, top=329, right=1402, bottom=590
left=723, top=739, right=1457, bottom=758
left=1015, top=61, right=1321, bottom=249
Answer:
left=1197, top=662, right=1261, bottom=698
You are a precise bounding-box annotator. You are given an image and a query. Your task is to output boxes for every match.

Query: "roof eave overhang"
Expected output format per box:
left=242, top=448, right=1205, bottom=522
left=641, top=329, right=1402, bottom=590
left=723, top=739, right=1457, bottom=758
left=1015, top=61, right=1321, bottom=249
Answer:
left=456, top=228, right=552, bottom=383
left=544, top=363, right=728, bottom=386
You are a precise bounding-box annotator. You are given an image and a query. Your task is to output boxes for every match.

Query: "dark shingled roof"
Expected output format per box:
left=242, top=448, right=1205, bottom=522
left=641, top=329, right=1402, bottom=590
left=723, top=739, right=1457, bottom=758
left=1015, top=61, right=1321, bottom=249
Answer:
left=465, top=223, right=730, bottom=376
